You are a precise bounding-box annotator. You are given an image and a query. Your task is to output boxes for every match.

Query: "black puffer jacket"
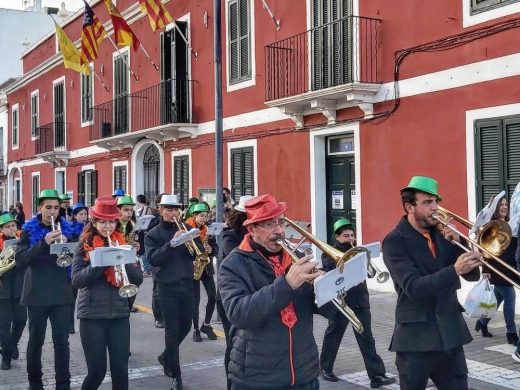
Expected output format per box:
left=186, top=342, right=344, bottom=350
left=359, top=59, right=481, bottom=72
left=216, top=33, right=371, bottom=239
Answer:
left=0, top=265, right=24, bottom=300
left=71, top=244, right=143, bottom=319
left=218, top=237, right=319, bottom=388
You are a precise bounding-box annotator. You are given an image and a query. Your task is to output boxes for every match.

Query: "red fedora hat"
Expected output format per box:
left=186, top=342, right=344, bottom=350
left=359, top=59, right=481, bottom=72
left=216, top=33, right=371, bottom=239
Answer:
left=243, top=194, right=287, bottom=226
left=89, top=196, right=120, bottom=220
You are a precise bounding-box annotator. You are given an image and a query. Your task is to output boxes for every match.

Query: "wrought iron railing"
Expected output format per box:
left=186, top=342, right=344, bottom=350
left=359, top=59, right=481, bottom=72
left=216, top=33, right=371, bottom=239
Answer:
left=35, top=122, right=68, bottom=154
left=265, top=16, right=381, bottom=101
left=90, top=79, right=195, bottom=141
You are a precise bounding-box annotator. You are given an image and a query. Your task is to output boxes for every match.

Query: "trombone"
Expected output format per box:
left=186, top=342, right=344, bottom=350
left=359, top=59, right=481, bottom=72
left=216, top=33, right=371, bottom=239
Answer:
left=433, top=206, right=520, bottom=290
left=51, top=216, right=73, bottom=267
left=278, top=217, right=366, bottom=334
left=367, top=261, right=390, bottom=284
left=107, top=231, right=138, bottom=298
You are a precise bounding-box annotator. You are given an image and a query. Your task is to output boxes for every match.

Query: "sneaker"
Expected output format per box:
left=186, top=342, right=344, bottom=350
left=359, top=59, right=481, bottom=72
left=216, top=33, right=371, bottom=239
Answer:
left=200, top=324, right=217, bottom=340
left=193, top=329, right=202, bottom=342
left=513, top=351, right=520, bottom=363
left=155, top=320, right=165, bottom=329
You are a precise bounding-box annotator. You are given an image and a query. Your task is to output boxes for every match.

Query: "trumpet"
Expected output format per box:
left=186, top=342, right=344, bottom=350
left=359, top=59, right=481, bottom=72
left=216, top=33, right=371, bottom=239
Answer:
left=51, top=216, right=73, bottom=267
left=174, top=218, right=210, bottom=280
left=107, top=231, right=138, bottom=298
left=367, top=260, right=390, bottom=283
left=278, top=217, right=366, bottom=334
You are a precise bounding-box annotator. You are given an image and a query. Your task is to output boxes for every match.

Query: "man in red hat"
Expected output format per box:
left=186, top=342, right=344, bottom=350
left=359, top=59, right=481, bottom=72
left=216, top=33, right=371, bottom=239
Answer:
left=218, top=194, right=322, bottom=390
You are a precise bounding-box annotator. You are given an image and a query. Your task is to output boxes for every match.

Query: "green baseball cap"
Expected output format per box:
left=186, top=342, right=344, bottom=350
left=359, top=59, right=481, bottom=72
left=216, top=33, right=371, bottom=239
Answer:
left=37, top=189, right=60, bottom=204
left=401, top=176, right=441, bottom=198
left=0, top=213, right=16, bottom=227
left=333, top=218, right=353, bottom=234
left=117, top=195, right=136, bottom=207
left=59, top=194, right=71, bottom=201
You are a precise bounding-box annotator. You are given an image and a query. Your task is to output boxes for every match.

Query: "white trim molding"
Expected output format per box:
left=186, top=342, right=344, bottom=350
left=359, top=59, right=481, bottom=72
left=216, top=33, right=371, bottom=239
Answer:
left=54, top=167, right=67, bottom=194
left=462, top=0, right=520, bottom=27
left=130, top=139, right=165, bottom=199
left=112, top=160, right=129, bottom=193
left=171, top=149, right=192, bottom=198
left=11, top=104, right=19, bottom=150
left=226, top=139, right=258, bottom=195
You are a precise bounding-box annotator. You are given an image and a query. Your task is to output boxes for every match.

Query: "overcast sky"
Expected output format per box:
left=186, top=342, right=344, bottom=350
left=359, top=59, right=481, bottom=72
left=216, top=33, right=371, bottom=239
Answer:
left=0, top=0, right=85, bottom=12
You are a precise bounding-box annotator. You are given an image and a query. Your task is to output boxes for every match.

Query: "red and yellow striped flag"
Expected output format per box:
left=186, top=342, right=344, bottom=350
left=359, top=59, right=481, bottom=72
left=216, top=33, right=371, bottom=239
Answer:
left=104, top=0, right=140, bottom=51
left=80, top=0, right=106, bottom=64
left=139, top=0, right=173, bottom=32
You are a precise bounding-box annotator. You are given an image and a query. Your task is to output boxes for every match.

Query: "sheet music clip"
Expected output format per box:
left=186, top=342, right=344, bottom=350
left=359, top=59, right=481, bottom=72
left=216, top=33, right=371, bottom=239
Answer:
left=134, top=215, right=154, bottom=231
left=50, top=242, right=78, bottom=256
left=89, top=245, right=136, bottom=267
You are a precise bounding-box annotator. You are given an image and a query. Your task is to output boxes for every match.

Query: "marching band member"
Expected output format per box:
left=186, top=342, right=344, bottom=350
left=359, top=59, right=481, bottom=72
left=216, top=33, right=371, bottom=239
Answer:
left=185, top=202, right=218, bottom=342
left=72, top=196, right=142, bottom=390
left=320, top=218, right=395, bottom=387
left=0, top=213, right=25, bottom=370
left=145, top=194, right=196, bottom=390
left=16, top=189, right=75, bottom=390
left=59, top=194, right=72, bottom=222
left=218, top=194, right=322, bottom=390
left=382, top=176, right=480, bottom=390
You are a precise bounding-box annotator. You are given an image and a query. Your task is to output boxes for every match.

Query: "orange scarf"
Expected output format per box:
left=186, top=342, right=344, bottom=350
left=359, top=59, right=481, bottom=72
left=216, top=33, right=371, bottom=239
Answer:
left=82, top=230, right=127, bottom=288
left=185, top=217, right=206, bottom=240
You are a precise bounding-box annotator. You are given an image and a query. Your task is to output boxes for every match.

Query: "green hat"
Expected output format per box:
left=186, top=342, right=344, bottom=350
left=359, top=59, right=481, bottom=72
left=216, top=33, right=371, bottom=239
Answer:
left=59, top=194, right=71, bottom=201
left=0, top=213, right=15, bottom=227
left=401, top=176, right=441, bottom=198
left=333, top=218, right=353, bottom=234
left=37, top=189, right=60, bottom=204
left=117, top=195, right=136, bottom=207
left=191, top=203, right=210, bottom=215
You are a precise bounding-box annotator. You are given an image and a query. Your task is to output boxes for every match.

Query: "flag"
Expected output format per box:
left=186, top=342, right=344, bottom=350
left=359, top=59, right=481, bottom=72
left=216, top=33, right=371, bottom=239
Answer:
left=80, top=0, right=107, bottom=65
left=139, top=0, right=173, bottom=32
left=54, top=23, right=90, bottom=75
left=104, top=0, right=140, bottom=51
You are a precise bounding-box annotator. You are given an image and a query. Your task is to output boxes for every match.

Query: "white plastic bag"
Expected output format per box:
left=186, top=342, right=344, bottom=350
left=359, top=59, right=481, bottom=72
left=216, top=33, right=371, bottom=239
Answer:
left=463, top=279, right=497, bottom=319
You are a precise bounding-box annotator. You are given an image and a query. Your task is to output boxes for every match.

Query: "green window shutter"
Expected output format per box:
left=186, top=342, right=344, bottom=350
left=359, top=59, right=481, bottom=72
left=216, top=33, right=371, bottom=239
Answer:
left=475, top=119, right=501, bottom=210
left=174, top=156, right=190, bottom=205
left=77, top=171, right=85, bottom=204
left=229, top=1, right=239, bottom=82
left=229, top=0, right=250, bottom=84
left=32, top=175, right=39, bottom=216
left=91, top=170, right=98, bottom=207
left=231, top=147, right=254, bottom=200
left=504, top=118, right=520, bottom=199
left=231, top=149, right=243, bottom=201
left=243, top=147, right=254, bottom=195
left=239, top=0, right=250, bottom=78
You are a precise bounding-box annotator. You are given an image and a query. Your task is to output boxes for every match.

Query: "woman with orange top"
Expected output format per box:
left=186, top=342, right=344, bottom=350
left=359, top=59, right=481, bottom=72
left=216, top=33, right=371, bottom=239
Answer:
left=71, top=197, right=142, bottom=389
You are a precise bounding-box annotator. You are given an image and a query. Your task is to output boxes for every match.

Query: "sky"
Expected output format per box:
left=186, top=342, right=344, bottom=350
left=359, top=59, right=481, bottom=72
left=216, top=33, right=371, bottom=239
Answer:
left=0, top=0, right=85, bottom=12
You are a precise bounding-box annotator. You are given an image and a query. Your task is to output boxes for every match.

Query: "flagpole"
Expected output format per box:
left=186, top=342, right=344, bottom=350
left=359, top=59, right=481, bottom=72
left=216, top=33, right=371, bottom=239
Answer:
left=90, top=66, right=110, bottom=92
left=107, top=36, right=139, bottom=81
left=173, top=21, right=198, bottom=60
left=139, top=45, right=160, bottom=72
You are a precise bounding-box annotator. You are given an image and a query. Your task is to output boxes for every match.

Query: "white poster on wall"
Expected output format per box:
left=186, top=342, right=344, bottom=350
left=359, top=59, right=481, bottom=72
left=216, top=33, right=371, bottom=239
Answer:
left=332, top=191, right=344, bottom=210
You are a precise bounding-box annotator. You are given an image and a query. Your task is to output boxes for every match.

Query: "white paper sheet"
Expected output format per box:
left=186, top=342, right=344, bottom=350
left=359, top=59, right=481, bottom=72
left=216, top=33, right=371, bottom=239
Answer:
left=89, top=245, right=136, bottom=267
left=170, top=228, right=200, bottom=247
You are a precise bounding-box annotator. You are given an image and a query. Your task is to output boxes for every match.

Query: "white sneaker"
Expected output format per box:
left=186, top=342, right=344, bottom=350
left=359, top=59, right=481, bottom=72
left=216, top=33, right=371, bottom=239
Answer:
left=512, top=351, right=520, bottom=363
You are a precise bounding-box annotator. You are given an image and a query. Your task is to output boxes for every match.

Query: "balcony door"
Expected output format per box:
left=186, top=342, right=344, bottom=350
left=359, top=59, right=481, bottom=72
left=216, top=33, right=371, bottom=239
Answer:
left=114, top=52, right=129, bottom=134
left=312, top=0, right=353, bottom=90
left=53, top=81, right=65, bottom=148
left=143, top=145, right=160, bottom=208
left=161, top=21, right=190, bottom=124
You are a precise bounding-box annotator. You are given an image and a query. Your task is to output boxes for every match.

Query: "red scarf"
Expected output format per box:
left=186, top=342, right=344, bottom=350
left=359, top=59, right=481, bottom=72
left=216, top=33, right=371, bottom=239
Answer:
left=82, top=230, right=127, bottom=288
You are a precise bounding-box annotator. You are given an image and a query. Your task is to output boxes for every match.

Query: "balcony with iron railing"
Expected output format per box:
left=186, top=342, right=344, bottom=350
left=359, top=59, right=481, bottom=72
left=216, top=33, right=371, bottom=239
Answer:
left=35, top=122, right=70, bottom=166
left=90, top=79, right=198, bottom=150
left=265, top=16, right=382, bottom=127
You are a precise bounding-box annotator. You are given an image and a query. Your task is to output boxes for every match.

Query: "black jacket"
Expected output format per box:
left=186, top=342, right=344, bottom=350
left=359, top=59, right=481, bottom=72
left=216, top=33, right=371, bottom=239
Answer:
left=221, top=228, right=247, bottom=259
left=145, top=220, right=196, bottom=284
left=321, top=242, right=369, bottom=308
left=71, top=243, right=143, bottom=320
left=382, top=217, right=480, bottom=352
left=218, top=238, right=319, bottom=388
left=16, top=217, right=74, bottom=306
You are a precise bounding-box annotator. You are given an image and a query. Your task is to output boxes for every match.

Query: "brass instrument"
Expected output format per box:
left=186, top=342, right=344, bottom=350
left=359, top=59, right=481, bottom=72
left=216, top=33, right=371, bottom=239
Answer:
left=278, top=217, right=366, bottom=334
left=51, top=216, right=73, bottom=267
left=174, top=218, right=210, bottom=280
left=107, top=231, right=138, bottom=298
left=0, top=246, right=16, bottom=285
left=173, top=218, right=194, bottom=255
left=433, top=206, right=520, bottom=290
left=367, top=261, right=390, bottom=283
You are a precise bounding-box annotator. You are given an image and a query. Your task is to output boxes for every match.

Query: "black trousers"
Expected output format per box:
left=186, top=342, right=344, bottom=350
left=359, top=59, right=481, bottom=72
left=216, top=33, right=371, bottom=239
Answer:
left=396, top=347, right=468, bottom=390
left=80, top=318, right=130, bottom=390
left=27, top=304, right=71, bottom=390
left=193, top=273, right=216, bottom=328
left=216, top=298, right=232, bottom=390
left=320, top=307, right=385, bottom=379
left=69, top=287, right=78, bottom=332
left=0, top=297, right=27, bottom=361
left=152, top=278, right=162, bottom=322
left=158, top=279, right=193, bottom=378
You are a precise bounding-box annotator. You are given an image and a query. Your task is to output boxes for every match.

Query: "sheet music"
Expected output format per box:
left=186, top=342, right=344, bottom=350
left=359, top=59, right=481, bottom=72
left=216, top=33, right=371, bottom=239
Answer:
left=207, top=222, right=227, bottom=236
left=170, top=228, right=200, bottom=247
left=134, top=215, right=154, bottom=231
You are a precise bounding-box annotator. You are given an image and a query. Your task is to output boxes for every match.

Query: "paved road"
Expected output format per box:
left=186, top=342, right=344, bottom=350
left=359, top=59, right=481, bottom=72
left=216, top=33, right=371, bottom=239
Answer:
left=2, top=276, right=520, bottom=389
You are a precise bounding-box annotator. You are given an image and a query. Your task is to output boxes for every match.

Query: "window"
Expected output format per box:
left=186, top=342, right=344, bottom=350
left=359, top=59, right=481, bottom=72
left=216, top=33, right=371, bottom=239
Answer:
left=228, top=0, right=251, bottom=84
left=114, top=51, right=129, bottom=134
left=173, top=155, right=189, bottom=205
left=31, top=93, right=39, bottom=137
left=14, top=179, right=21, bottom=203
left=471, top=0, right=520, bottom=14
left=81, top=72, right=93, bottom=123
left=78, top=169, right=98, bottom=207
left=114, top=165, right=127, bottom=193
left=12, top=106, right=18, bottom=147
left=32, top=174, right=40, bottom=216
left=230, top=146, right=254, bottom=201
left=56, top=170, right=66, bottom=195
left=474, top=115, right=520, bottom=211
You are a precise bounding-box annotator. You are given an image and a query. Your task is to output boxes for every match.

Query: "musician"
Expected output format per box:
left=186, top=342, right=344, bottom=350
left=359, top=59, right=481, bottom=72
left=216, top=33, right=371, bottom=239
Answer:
left=0, top=213, right=25, bottom=370
left=320, top=218, right=395, bottom=387
left=185, top=202, right=218, bottom=342
left=145, top=194, right=196, bottom=390
left=219, top=194, right=322, bottom=390
left=16, top=189, right=75, bottom=390
left=382, top=176, right=481, bottom=389
left=58, top=194, right=72, bottom=222
left=72, top=196, right=143, bottom=390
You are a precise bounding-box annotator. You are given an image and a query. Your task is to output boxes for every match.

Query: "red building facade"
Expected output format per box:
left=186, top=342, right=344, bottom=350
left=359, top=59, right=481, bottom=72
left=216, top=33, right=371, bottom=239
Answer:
left=5, top=0, right=520, bottom=243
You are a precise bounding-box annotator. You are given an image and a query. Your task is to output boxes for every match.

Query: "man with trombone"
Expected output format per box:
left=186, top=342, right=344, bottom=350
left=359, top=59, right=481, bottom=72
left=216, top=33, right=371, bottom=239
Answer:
left=382, top=176, right=481, bottom=390
left=16, top=189, right=75, bottom=390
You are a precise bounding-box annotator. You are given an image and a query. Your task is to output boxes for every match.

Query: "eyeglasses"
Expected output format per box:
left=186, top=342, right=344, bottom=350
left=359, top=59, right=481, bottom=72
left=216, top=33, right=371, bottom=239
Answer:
left=96, top=220, right=117, bottom=226
left=256, top=219, right=285, bottom=230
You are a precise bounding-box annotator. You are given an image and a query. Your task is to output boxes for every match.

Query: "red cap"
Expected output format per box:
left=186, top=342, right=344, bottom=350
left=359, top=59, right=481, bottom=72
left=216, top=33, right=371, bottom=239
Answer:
left=89, top=196, right=120, bottom=220
left=243, top=194, right=287, bottom=226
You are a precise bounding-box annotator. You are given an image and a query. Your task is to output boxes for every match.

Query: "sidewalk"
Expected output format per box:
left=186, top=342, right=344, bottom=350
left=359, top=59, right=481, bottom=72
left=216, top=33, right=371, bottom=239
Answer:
left=1, top=277, right=520, bottom=389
